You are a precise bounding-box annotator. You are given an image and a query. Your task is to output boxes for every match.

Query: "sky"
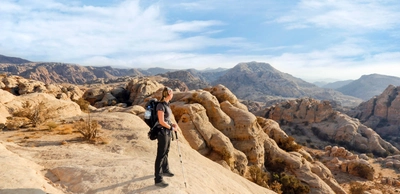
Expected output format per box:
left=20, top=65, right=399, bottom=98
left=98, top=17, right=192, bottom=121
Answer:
left=1, top=0, right=400, bottom=82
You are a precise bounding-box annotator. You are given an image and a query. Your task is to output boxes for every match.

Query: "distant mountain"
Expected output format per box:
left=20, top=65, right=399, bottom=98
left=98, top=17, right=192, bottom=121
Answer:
left=336, top=74, right=400, bottom=100
left=189, top=68, right=229, bottom=83
left=213, top=62, right=362, bottom=107
left=0, top=62, right=143, bottom=84
left=140, top=67, right=177, bottom=75
left=201, top=67, right=228, bottom=73
left=322, top=80, right=354, bottom=89
left=313, top=81, right=329, bottom=87
left=0, top=54, right=31, bottom=64
left=158, top=70, right=211, bottom=90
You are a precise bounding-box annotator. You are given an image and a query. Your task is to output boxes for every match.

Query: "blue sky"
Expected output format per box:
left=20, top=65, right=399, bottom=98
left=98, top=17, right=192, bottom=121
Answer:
left=1, top=0, right=400, bottom=82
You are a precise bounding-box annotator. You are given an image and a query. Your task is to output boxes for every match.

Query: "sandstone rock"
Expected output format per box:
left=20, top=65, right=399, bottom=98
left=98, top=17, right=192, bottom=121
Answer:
left=94, top=93, right=117, bottom=108
left=348, top=85, right=400, bottom=148
left=360, top=154, right=369, bottom=160
left=0, top=142, right=63, bottom=193
left=0, top=89, right=15, bottom=104
left=83, top=88, right=107, bottom=105
left=126, top=78, right=164, bottom=105
left=165, top=86, right=344, bottom=193
left=258, top=117, right=289, bottom=146
left=4, top=93, right=82, bottom=119
left=1, top=75, right=20, bottom=94
left=17, top=79, right=47, bottom=95
left=263, top=98, right=399, bottom=156
left=385, top=162, right=394, bottom=168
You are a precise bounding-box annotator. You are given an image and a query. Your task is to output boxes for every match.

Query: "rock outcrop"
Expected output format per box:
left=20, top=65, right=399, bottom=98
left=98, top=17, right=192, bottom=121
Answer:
left=375, top=155, right=400, bottom=171
left=324, top=146, right=375, bottom=180
left=140, top=84, right=345, bottom=193
left=347, top=85, right=400, bottom=149
left=0, top=74, right=84, bottom=101
left=260, top=98, right=399, bottom=156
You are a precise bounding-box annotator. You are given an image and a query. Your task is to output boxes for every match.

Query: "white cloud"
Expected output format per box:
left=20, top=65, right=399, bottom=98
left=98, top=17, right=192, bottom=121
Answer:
left=0, top=0, right=246, bottom=62
left=277, top=0, right=400, bottom=31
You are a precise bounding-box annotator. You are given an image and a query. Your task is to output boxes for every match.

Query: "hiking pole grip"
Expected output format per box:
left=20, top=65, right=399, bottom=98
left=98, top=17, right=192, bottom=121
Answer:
left=175, top=131, right=178, bottom=139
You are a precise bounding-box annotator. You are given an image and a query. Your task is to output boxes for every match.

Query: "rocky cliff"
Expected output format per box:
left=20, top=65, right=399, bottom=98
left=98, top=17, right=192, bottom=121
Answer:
left=258, top=98, right=399, bottom=157
left=347, top=85, right=400, bottom=149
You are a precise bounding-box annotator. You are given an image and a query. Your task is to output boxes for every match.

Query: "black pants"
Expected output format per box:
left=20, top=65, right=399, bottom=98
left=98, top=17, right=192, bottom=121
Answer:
left=154, top=128, right=171, bottom=183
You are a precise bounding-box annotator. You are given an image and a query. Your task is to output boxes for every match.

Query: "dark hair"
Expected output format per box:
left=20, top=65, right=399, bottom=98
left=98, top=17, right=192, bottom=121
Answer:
left=160, top=87, right=172, bottom=102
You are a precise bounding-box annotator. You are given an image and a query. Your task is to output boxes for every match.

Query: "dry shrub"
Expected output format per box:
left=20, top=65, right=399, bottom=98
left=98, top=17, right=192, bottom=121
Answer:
left=353, top=163, right=374, bottom=180
left=95, top=136, right=111, bottom=145
left=74, top=116, right=100, bottom=140
left=277, top=136, right=302, bottom=152
left=56, top=124, right=74, bottom=135
left=46, top=121, right=58, bottom=130
left=13, top=101, right=53, bottom=127
left=5, top=117, right=30, bottom=130
left=73, top=98, right=103, bottom=142
left=266, top=157, right=286, bottom=173
left=74, top=98, right=90, bottom=112
left=270, top=181, right=283, bottom=194
left=271, top=173, right=310, bottom=194
left=349, top=181, right=366, bottom=194
left=247, top=165, right=269, bottom=188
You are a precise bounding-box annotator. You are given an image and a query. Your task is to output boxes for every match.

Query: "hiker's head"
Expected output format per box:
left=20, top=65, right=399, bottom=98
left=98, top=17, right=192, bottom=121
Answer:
left=160, top=87, right=173, bottom=102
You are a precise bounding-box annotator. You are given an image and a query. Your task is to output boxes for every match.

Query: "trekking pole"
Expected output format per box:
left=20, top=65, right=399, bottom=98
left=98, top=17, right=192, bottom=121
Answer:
left=175, top=131, right=187, bottom=188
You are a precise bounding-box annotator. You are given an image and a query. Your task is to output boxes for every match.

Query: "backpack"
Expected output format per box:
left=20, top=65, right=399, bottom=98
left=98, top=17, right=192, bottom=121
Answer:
left=144, top=98, right=160, bottom=140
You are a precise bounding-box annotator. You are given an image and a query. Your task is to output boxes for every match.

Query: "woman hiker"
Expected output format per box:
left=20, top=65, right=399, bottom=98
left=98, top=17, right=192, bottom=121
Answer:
left=154, top=87, right=178, bottom=187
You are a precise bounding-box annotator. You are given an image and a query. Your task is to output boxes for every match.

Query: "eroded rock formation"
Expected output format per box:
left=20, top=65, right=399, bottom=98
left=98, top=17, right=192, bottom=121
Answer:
left=260, top=98, right=399, bottom=156
left=347, top=85, right=400, bottom=149
left=136, top=83, right=345, bottom=193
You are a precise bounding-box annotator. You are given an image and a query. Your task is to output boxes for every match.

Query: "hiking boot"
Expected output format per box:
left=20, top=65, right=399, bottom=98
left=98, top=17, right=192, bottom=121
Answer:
left=155, top=180, right=169, bottom=187
left=163, top=171, right=174, bottom=177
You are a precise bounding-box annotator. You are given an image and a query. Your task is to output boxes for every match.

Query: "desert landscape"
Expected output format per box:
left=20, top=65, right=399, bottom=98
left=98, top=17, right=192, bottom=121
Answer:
left=1, top=66, right=400, bottom=194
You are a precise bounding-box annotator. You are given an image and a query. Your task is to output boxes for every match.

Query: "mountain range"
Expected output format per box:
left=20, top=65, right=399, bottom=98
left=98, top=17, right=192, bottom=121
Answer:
left=1, top=54, right=400, bottom=107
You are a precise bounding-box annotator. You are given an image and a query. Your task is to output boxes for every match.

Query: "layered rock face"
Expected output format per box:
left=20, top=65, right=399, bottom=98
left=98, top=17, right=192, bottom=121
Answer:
left=347, top=85, right=400, bottom=148
left=138, top=83, right=345, bottom=193
left=260, top=98, right=399, bottom=156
